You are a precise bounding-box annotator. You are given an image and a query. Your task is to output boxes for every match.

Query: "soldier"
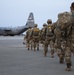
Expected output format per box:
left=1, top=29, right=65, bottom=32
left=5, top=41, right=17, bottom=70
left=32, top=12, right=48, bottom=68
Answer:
left=23, top=35, right=27, bottom=47
left=43, top=19, right=55, bottom=57
left=31, top=24, right=40, bottom=51
left=24, top=31, right=28, bottom=48
left=65, top=2, right=74, bottom=71
left=40, top=23, right=47, bottom=45
left=55, top=2, right=74, bottom=70
left=54, top=11, right=71, bottom=63
left=25, top=27, right=32, bottom=50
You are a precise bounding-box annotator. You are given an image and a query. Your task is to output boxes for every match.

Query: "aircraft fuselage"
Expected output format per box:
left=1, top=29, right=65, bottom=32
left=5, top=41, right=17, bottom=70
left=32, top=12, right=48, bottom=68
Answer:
left=0, top=12, right=35, bottom=36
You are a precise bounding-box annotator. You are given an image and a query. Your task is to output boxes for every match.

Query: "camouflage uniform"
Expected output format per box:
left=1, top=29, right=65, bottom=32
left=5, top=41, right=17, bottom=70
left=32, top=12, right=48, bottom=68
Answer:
left=31, top=24, right=40, bottom=51
left=43, top=19, right=55, bottom=57
left=25, top=27, right=33, bottom=50
left=50, top=40, right=55, bottom=58
left=54, top=11, right=71, bottom=63
left=65, top=47, right=72, bottom=71
left=65, top=3, right=74, bottom=71
left=40, top=23, right=47, bottom=46
left=55, top=2, right=74, bottom=70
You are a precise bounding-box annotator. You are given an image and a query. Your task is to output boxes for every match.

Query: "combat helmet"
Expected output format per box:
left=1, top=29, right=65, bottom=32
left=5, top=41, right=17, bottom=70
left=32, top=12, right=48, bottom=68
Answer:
left=47, top=19, right=52, bottom=24
left=28, top=26, right=32, bottom=28
left=34, top=24, right=38, bottom=27
left=71, top=2, right=74, bottom=9
left=43, top=23, right=47, bottom=26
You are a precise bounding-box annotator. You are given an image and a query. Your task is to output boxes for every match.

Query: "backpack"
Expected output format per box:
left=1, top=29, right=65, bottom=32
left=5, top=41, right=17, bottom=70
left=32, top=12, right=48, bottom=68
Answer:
left=33, top=28, right=40, bottom=36
left=46, top=26, right=53, bottom=37
left=54, top=12, right=71, bottom=39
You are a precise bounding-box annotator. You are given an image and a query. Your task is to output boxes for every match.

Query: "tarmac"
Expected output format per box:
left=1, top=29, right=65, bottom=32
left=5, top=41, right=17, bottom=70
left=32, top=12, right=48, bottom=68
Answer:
left=0, top=36, right=74, bottom=75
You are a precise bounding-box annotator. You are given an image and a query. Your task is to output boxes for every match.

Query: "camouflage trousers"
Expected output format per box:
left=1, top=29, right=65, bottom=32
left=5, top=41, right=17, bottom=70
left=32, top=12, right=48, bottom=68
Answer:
left=64, top=38, right=74, bottom=71
left=54, top=39, right=66, bottom=63
left=55, top=38, right=72, bottom=70
left=26, top=38, right=33, bottom=50
left=66, top=38, right=74, bottom=54
left=43, top=36, right=54, bottom=57
left=65, top=47, right=72, bottom=71
left=32, top=36, right=39, bottom=51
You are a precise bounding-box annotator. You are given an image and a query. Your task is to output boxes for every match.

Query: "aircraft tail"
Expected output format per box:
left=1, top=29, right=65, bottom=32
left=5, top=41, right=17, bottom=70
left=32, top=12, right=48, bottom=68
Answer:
left=25, top=12, right=35, bottom=28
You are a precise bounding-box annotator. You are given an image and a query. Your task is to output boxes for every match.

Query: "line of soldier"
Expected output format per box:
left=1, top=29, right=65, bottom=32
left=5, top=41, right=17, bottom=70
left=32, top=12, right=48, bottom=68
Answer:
left=24, top=2, right=74, bottom=71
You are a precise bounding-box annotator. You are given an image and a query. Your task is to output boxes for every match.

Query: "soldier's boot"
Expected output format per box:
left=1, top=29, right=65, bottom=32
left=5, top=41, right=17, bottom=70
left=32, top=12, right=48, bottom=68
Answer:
left=37, top=47, right=39, bottom=51
left=51, top=50, right=54, bottom=58
left=28, top=48, right=29, bottom=50
left=66, top=64, right=69, bottom=71
left=66, top=63, right=71, bottom=71
left=37, top=43, right=39, bottom=51
left=60, top=57, right=64, bottom=63
left=27, top=45, right=29, bottom=50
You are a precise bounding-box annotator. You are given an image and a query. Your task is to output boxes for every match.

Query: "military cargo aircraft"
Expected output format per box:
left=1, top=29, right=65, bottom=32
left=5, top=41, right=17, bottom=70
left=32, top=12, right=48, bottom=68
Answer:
left=0, top=12, right=35, bottom=36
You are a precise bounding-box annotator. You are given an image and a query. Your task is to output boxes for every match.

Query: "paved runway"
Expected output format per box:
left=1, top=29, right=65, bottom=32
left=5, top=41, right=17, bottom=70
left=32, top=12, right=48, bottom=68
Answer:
left=0, top=36, right=74, bottom=75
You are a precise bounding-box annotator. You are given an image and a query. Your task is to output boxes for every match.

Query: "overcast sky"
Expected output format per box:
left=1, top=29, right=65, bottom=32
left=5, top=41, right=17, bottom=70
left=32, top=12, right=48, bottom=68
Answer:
left=0, top=0, right=74, bottom=28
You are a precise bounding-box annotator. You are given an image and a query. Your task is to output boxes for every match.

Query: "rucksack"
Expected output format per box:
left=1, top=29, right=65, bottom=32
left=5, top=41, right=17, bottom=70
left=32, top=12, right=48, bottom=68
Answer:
left=46, top=26, right=53, bottom=37
left=54, top=12, right=71, bottom=38
left=32, top=28, right=40, bottom=36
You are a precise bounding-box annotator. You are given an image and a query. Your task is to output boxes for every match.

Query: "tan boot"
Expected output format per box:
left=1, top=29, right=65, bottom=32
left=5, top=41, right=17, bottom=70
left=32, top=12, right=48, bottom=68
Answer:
left=66, top=63, right=71, bottom=71
left=66, top=68, right=71, bottom=71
